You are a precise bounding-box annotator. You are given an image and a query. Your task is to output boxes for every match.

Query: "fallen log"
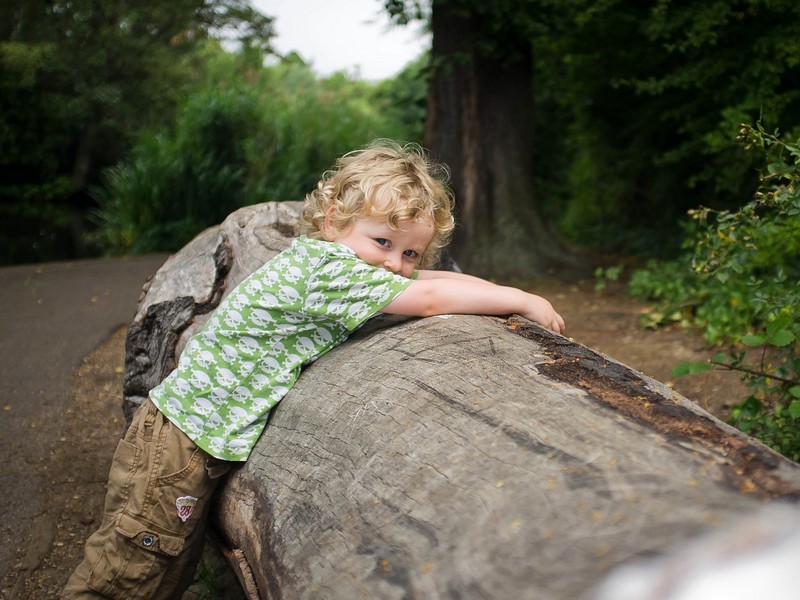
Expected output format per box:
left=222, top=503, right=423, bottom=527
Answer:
left=123, top=202, right=800, bottom=600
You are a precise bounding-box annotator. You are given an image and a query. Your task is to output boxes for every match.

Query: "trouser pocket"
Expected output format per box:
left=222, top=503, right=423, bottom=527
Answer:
left=85, top=513, right=186, bottom=599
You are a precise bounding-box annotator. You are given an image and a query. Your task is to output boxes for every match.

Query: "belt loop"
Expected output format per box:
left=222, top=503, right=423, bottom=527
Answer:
left=144, top=399, right=158, bottom=428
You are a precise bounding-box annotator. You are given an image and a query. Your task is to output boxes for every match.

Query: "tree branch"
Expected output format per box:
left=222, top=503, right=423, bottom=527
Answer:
left=711, top=360, right=800, bottom=387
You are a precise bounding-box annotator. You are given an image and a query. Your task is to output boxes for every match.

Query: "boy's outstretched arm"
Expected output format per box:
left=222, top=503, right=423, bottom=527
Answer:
left=415, top=269, right=497, bottom=285
left=383, top=271, right=566, bottom=334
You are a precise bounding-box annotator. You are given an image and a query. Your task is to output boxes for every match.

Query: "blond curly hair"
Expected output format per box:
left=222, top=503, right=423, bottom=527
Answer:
left=301, top=140, right=455, bottom=268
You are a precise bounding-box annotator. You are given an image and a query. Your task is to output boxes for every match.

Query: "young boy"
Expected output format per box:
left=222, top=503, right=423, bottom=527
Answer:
left=63, top=141, right=564, bottom=599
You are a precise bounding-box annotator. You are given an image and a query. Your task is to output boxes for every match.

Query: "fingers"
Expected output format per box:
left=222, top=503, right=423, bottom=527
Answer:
left=548, top=312, right=566, bottom=335
left=556, top=313, right=566, bottom=335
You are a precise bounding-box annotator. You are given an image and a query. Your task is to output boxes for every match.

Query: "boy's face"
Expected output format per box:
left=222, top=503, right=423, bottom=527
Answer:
left=326, top=215, right=434, bottom=278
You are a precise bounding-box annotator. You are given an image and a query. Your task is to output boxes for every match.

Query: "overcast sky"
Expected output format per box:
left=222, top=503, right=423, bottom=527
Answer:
left=251, top=0, right=430, bottom=80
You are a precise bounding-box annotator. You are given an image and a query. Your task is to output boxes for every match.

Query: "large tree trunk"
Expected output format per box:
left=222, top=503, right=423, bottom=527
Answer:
left=425, top=2, right=584, bottom=279
left=124, top=202, right=800, bottom=600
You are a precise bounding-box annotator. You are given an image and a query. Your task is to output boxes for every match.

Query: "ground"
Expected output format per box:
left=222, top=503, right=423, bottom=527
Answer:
left=6, top=276, right=747, bottom=599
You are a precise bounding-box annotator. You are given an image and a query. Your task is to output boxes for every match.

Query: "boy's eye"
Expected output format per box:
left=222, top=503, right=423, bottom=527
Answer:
left=402, top=249, right=418, bottom=258
left=375, top=238, right=389, bottom=246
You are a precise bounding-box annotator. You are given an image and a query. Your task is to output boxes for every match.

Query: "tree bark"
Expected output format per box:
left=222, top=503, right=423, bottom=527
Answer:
left=124, top=202, right=800, bottom=600
left=215, top=315, right=800, bottom=600
left=425, top=2, right=584, bottom=279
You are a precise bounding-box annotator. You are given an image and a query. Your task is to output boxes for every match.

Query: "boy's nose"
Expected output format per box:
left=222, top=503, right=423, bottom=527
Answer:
left=384, top=255, right=401, bottom=273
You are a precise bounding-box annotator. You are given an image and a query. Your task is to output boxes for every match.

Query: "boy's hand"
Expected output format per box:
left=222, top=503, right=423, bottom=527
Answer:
left=518, top=294, right=565, bottom=335
left=383, top=271, right=566, bottom=335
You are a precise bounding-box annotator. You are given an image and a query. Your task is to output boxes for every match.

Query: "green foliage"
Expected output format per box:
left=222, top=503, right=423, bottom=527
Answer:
left=0, top=34, right=87, bottom=263
left=630, top=123, right=800, bottom=460
left=533, top=0, right=800, bottom=255
left=0, top=0, right=276, bottom=264
left=90, top=54, right=423, bottom=255
left=89, top=86, right=256, bottom=253
left=593, top=265, right=623, bottom=291
left=730, top=394, right=800, bottom=462
left=373, top=54, right=429, bottom=144
left=7, top=0, right=800, bottom=268
left=186, top=542, right=246, bottom=600
left=245, top=55, right=418, bottom=202
left=386, top=0, right=800, bottom=257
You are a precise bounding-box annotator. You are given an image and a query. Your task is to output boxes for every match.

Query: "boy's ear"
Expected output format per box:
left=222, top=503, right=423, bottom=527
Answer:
left=322, top=205, right=337, bottom=239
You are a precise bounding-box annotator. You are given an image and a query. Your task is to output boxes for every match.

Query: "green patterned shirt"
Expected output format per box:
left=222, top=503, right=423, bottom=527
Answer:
left=149, top=236, right=415, bottom=461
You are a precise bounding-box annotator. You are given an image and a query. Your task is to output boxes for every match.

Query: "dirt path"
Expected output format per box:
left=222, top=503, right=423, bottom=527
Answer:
left=1, top=275, right=747, bottom=599
left=0, top=256, right=170, bottom=600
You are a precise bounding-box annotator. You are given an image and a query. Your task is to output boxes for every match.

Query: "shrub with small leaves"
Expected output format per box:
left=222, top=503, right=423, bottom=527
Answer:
left=593, top=265, right=624, bottom=291
left=632, top=123, right=800, bottom=460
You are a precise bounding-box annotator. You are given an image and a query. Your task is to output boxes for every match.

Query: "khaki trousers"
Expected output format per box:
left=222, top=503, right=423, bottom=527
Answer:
left=63, top=400, right=230, bottom=599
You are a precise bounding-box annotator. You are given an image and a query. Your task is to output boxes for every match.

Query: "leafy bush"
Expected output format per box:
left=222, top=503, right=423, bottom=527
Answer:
left=90, top=87, right=256, bottom=253
left=90, top=53, right=423, bottom=254
left=629, top=123, right=800, bottom=460
left=537, top=2, right=800, bottom=257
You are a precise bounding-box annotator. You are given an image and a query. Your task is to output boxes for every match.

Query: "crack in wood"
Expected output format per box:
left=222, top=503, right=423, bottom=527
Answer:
left=412, top=379, right=612, bottom=498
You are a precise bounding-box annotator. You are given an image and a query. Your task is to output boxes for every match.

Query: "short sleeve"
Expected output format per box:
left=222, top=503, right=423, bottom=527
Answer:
left=304, top=251, right=415, bottom=332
